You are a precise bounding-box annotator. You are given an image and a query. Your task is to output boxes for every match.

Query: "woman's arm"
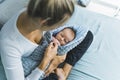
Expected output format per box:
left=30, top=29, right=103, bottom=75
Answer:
left=1, top=47, right=26, bottom=80
left=56, top=63, right=72, bottom=80
left=55, top=63, right=72, bottom=80
left=38, top=42, right=58, bottom=71
left=44, top=54, right=66, bottom=76
left=1, top=46, right=45, bottom=80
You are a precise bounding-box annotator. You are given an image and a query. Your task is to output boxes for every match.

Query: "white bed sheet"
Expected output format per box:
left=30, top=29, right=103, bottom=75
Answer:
left=66, top=6, right=120, bottom=80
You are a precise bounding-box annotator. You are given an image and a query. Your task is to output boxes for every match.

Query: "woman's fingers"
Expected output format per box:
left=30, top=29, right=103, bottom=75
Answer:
left=45, top=57, right=59, bottom=76
left=55, top=68, right=66, bottom=80
left=49, top=42, right=58, bottom=49
left=44, top=42, right=58, bottom=60
left=47, top=42, right=58, bottom=53
left=48, top=42, right=54, bottom=48
left=45, top=54, right=66, bottom=76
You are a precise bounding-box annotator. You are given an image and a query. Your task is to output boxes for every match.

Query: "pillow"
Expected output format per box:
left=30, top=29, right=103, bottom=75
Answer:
left=0, top=0, right=5, bottom=4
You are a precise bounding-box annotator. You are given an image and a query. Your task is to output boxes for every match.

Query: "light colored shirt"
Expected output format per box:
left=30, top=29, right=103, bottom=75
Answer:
left=0, top=9, right=43, bottom=80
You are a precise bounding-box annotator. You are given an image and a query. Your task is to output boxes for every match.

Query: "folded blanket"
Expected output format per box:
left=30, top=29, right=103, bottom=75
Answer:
left=22, top=25, right=88, bottom=77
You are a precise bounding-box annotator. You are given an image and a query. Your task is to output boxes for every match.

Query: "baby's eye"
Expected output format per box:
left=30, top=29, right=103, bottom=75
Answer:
left=64, top=39, right=68, bottom=43
left=61, top=34, right=64, bottom=37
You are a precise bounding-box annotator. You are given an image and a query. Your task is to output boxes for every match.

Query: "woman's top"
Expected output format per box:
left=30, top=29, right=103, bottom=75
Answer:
left=0, top=9, right=43, bottom=80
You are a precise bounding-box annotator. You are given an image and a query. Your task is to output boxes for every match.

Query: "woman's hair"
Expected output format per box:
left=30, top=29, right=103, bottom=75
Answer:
left=27, top=0, right=74, bottom=26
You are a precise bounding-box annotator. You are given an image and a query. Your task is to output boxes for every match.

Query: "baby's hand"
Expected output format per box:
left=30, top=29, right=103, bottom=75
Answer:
left=52, top=37, right=60, bottom=46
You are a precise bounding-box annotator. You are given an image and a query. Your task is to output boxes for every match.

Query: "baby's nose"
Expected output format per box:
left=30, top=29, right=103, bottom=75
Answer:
left=61, top=37, right=64, bottom=41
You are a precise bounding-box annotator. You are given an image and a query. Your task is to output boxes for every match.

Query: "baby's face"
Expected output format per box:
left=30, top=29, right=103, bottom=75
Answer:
left=54, top=28, right=75, bottom=46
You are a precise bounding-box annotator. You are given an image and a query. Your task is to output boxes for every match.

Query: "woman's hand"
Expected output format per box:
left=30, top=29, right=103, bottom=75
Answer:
left=55, top=68, right=66, bottom=80
left=44, top=42, right=58, bottom=60
left=45, top=54, right=66, bottom=76
left=38, top=42, right=58, bottom=70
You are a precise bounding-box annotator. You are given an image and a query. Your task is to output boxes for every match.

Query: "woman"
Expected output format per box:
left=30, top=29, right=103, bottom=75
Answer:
left=0, top=0, right=74, bottom=80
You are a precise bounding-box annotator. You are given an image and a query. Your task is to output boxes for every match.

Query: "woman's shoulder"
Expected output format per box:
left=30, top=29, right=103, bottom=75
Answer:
left=0, top=19, right=23, bottom=56
left=1, top=8, right=26, bottom=33
left=0, top=9, right=26, bottom=43
left=0, top=38, right=22, bottom=57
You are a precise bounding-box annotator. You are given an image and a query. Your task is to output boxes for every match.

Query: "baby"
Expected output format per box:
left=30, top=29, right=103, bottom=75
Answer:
left=42, top=27, right=76, bottom=79
left=52, top=27, right=75, bottom=46
left=22, top=27, right=76, bottom=79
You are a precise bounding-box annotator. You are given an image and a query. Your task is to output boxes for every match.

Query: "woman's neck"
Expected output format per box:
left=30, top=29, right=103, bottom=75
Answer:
left=17, top=11, right=43, bottom=44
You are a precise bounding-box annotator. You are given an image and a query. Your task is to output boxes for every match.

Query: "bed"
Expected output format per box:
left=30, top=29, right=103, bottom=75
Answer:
left=66, top=5, right=120, bottom=80
left=0, top=1, right=120, bottom=80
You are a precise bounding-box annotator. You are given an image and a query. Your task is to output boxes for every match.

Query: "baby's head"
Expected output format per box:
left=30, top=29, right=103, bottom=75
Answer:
left=53, top=27, right=75, bottom=46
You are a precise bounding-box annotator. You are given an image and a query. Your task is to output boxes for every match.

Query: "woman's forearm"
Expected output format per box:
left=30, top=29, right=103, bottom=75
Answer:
left=63, top=63, right=72, bottom=79
left=38, top=42, right=58, bottom=71
left=38, top=56, right=51, bottom=71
